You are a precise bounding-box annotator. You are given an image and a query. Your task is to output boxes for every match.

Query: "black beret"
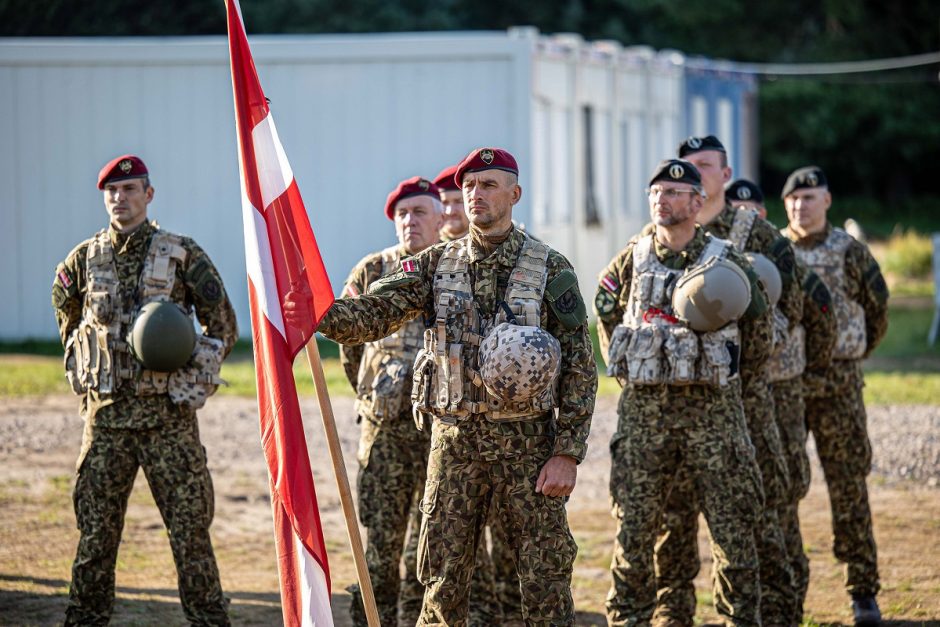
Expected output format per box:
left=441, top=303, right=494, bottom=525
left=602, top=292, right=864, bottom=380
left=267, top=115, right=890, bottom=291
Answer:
left=649, top=159, right=702, bottom=188
left=678, top=135, right=726, bottom=158
left=781, top=166, right=828, bottom=198
left=726, top=179, right=764, bottom=203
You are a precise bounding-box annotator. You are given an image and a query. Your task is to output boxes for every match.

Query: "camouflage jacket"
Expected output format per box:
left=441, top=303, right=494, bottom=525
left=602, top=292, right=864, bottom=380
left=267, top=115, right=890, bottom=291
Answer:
left=319, top=227, right=598, bottom=462
left=786, top=223, right=889, bottom=393
left=52, top=220, right=238, bottom=428
left=594, top=225, right=773, bottom=382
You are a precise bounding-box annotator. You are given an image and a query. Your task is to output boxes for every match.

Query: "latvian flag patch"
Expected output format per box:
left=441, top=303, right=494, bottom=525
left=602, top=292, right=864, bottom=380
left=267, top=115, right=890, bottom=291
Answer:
left=401, top=259, right=417, bottom=273
left=601, top=274, right=619, bottom=294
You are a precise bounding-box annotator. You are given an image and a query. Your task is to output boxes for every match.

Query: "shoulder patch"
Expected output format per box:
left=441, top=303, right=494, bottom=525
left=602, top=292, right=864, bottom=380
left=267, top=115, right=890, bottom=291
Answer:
left=804, top=272, right=832, bottom=314
left=594, top=289, right=617, bottom=318
left=545, top=268, right=586, bottom=330
left=863, top=262, right=889, bottom=303
left=768, top=237, right=796, bottom=286
left=343, top=283, right=360, bottom=298
left=187, top=258, right=224, bottom=305
left=52, top=263, right=78, bottom=310
left=368, top=271, right=420, bottom=295
left=600, top=273, right=620, bottom=294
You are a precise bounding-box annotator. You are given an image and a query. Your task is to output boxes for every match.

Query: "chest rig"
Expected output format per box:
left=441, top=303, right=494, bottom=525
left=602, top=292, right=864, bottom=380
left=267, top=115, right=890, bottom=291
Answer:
left=607, top=234, right=741, bottom=387
left=64, top=227, right=224, bottom=406
left=410, top=234, right=558, bottom=422
left=728, top=208, right=805, bottom=381
left=355, top=246, right=426, bottom=422
left=791, top=228, right=866, bottom=360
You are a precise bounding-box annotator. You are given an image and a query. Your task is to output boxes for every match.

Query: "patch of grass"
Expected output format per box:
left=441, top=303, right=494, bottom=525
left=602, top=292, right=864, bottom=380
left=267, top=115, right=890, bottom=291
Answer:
left=871, top=305, right=940, bottom=360
left=862, top=371, right=940, bottom=405
left=882, top=229, right=934, bottom=279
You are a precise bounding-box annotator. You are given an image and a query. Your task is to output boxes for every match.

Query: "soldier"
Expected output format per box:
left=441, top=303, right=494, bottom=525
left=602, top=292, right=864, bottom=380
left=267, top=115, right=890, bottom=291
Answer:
left=343, top=176, right=501, bottom=626
left=288, top=147, right=597, bottom=625
left=52, top=155, right=237, bottom=625
left=596, top=158, right=771, bottom=626
left=781, top=166, right=889, bottom=627
left=434, top=164, right=470, bottom=241
left=726, top=178, right=766, bottom=217
left=650, top=136, right=799, bottom=626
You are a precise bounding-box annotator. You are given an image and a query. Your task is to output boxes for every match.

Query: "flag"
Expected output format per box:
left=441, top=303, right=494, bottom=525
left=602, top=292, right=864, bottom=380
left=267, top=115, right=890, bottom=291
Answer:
left=225, top=1, right=335, bottom=624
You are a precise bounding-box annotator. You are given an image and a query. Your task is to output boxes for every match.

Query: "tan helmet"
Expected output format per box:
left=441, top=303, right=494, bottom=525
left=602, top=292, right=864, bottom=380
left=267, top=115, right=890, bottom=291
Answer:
left=745, top=252, right=782, bottom=307
left=479, top=322, right=561, bottom=402
left=127, top=301, right=196, bottom=372
left=671, top=257, right=751, bottom=331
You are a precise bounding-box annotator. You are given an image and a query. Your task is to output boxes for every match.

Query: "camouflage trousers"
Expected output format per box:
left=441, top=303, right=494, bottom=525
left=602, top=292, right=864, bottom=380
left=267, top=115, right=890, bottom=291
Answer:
left=772, top=376, right=811, bottom=623
left=805, top=361, right=879, bottom=597
left=65, top=415, right=228, bottom=626
left=351, top=412, right=431, bottom=626
left=654, top=377, right=795, bottom=626
left=401, top=500, right=503, bottom=626
left=417, top=414, right=578, bottom=626
left=489, top=513, right=524, bottom=621
left=607, top=384, right=763, bottom=627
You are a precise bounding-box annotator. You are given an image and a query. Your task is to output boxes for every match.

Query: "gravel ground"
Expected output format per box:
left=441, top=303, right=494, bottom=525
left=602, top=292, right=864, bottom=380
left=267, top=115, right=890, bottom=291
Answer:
left=1, top=393, right=937, bottom=512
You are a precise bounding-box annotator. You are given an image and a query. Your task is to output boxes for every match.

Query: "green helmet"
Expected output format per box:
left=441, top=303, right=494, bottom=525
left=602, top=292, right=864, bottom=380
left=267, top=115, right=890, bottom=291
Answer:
left=745, top=252, right=782, bottom=308
left=127, top=301, right=196, bottom=372
left=671, top=257, right=751, bottom=331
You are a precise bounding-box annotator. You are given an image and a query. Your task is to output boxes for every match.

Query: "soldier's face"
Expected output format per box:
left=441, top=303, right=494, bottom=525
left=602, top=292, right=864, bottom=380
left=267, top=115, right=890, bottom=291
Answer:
left=461, top=170, right=520, bottom=233
left=394, top=195, right=443, bottom=255
left=730, top=199, right=767, bottom=219
left=440, top=190, right=469, bottom=239
left=785, top=187, right=831, bottom=235
left=103, top=178, right=152, bottom=232
left=686, top=151, right=731, bottom=202
left=649, top=183, right=701, bottom=227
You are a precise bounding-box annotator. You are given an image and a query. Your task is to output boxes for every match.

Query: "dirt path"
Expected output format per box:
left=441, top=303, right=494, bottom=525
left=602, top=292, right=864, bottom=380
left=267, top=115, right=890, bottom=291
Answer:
left=1, top=394, right=938, bottom=625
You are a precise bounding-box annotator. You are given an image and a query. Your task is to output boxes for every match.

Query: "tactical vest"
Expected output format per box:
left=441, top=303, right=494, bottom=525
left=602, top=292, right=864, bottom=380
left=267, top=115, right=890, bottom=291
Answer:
left=64, top=227, right=224, bottom=408
left=791, top=227, right=866, bottom=360
left=355, top=246, right=426, bottom=422
left=411, top=234, right=558, bottom=422
left=728, top=208, right=805, bottom=380
left=606, top=234, right=741, bottom=387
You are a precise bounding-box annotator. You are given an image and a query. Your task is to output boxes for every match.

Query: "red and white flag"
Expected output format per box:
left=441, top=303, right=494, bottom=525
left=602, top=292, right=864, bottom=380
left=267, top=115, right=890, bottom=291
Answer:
left=225, top=1, right=335, bottom=624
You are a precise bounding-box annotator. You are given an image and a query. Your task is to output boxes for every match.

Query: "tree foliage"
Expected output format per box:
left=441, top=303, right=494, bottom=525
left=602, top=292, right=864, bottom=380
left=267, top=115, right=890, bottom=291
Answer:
left=2, top=0, right=938, bottom=202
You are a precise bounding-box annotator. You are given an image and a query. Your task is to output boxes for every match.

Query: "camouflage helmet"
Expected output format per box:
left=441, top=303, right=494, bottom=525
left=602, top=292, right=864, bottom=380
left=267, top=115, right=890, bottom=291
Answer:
left=479, top=322, right=561, bottom=402
left=127, top=301, right=196, bottom=372
left=672, top=257, right=751, bottom=331
left=745, top=252, right=782, bottom=307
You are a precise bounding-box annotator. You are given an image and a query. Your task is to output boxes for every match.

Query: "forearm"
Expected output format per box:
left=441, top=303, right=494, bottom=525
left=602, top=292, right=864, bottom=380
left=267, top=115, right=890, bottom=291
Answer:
left=552, top=323, right=598, bottom=462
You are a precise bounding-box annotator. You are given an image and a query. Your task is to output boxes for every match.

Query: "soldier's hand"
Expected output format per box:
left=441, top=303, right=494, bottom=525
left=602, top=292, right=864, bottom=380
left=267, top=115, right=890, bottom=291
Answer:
left=536, top=454, right=577, bottom=497
left=283, top=284, right=313, bottom=328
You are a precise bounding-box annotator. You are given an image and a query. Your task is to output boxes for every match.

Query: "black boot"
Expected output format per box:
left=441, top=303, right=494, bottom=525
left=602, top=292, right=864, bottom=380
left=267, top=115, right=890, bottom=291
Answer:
left=852, top=595, right=882, bottom=627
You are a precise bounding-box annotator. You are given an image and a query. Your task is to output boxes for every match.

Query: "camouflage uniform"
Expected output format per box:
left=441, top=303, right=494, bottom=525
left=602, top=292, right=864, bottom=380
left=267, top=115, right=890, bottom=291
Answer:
left=649, top=204, right=800, bottom=625
left=785, top=223, right=889, bottom=599
left=319, top=226, right=597, bottom=626
left=595, top=225, right=771, bottom=627
left=768, top=260, right=837, bottom=622
left=52, top=220, right=237, bottom=626
left=339, top=245, right=500, bottom=627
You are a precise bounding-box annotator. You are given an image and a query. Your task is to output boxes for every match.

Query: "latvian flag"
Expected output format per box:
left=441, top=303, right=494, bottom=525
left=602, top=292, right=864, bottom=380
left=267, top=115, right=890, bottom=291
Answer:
left=225, top=1, right=336, bottom=624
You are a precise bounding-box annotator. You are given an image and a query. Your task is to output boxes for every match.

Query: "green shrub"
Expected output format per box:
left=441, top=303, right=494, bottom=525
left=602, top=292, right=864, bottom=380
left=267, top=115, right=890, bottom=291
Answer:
left=882, top=229, right=934, bottom=279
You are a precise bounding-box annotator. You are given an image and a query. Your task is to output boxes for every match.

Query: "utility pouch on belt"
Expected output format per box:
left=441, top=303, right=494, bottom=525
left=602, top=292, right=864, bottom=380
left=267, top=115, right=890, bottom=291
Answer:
left=699, top=329, right=737, bottom=387
left=64, top=331, right=87, bottom=395
left=626, top=325, right=664, bottom=384
left=605, top=324, right=632, bottom=380
left=168, top=335, right=226, bottom=410
left=664, top=326, right=699, bottom=384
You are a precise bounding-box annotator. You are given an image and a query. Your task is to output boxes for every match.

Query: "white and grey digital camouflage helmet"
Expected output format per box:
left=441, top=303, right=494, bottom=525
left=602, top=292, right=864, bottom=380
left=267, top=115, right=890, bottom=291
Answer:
left=479, top=322, right=561, bottom=402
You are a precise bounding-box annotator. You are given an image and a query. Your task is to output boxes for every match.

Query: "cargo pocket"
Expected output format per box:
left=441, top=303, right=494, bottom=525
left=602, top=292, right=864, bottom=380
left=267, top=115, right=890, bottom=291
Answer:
left=416, top=478, right=443, bottom=585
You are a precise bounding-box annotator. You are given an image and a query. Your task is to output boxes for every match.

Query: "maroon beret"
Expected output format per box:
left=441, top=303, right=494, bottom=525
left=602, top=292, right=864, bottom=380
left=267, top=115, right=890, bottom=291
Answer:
left=453, top=148, right=518, bottom=186
left=97, top=154, right=148, bottom=190
left=433, top=165, right=460, bottom=192
left=384, top=176, right=441, bottom=220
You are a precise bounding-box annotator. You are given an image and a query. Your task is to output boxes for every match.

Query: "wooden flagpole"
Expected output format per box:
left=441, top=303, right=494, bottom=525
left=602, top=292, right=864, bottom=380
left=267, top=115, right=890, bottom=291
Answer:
left=304, top=336, right=380, bottom=627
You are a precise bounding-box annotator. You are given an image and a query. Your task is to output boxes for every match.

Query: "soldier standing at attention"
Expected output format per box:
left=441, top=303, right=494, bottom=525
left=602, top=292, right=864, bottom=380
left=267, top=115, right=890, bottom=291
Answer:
left=288, top=147, right=597, bottom=625
left=341, top=176, right=500, bottom=626
left=51, top=155, right=237, bottom=626
left=596, top=159, right=771, bottom=626
left=434, top=164, right=470, bottom=241
left=728, top=177, right=840, bottom=624
left=782, top=166, right=889, bottom=627
left=653, top=137, right=800, bottom=626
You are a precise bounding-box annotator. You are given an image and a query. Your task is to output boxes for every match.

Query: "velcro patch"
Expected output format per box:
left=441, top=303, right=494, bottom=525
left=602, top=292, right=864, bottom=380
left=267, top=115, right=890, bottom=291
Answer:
left=57, top=270, right=73, bottom=289
left=600, top=273, right=620, bottom=294
left=401, top=259, right=417, bottom=273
